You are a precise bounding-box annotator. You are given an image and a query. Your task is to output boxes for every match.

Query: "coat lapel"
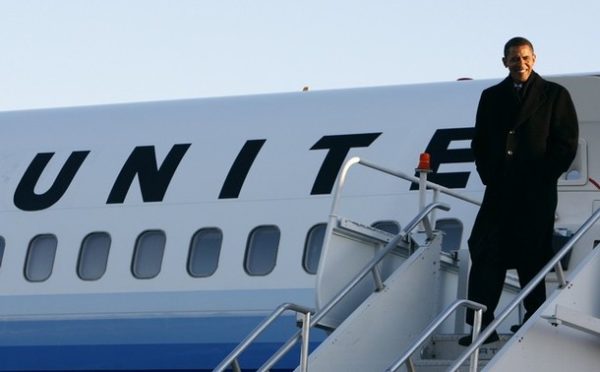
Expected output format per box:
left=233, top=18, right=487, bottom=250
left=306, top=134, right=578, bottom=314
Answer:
left=514, top=72, right=547, bottom=129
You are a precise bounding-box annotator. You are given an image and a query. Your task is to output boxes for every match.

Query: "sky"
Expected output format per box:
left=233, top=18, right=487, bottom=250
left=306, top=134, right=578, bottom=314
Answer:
left=2, top=0, right=600, bottom=111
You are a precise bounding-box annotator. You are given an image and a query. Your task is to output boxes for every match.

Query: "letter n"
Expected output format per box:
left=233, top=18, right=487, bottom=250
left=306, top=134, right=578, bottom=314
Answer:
left=106, top=144, right=191, bottom=204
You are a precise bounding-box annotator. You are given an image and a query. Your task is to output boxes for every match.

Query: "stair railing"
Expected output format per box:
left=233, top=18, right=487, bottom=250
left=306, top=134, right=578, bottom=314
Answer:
left=340, top=157, right=568, bottom=325
left=256, top=202, right=450, bottom=372
left=213, top=303, right=314, bottom=372
left=330, top=157, right=481, bottom=221
left=213, top=201, right=450, bottom=372
left=386, top=299, right=487, bottom=372
left=448, top=207, right=600, bottom=371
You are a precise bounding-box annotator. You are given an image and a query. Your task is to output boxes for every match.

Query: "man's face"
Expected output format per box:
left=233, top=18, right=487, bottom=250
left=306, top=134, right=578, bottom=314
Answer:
left=502, top=45, right=536, bottom=82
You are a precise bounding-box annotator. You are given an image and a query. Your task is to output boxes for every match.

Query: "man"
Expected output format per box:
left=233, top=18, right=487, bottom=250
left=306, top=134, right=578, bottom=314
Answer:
left=459, top=37, right=579, bottom=346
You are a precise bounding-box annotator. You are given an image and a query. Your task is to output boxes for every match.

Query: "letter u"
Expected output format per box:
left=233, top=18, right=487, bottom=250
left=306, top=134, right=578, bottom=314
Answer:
left=14, top=151, right=90, bottom=211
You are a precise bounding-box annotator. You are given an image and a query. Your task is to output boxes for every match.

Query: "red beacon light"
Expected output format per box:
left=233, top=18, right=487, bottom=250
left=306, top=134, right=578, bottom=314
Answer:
left=417, top=152, right=431, bottom=171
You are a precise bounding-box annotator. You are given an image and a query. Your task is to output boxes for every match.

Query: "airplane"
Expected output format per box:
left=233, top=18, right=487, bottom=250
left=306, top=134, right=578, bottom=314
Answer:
left=0, top=72, right=599, bottom=371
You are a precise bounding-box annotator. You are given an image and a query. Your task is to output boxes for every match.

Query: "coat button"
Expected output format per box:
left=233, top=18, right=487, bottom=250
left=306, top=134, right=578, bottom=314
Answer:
left=507, top=150, right=513, bottom=155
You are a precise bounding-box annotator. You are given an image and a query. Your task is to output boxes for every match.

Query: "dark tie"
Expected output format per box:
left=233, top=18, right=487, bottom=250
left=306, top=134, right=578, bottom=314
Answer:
left=514, top=83, right=524, bottom=100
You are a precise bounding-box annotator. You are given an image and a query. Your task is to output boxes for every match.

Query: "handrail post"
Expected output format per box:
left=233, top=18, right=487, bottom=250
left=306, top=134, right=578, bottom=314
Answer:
left=431, top=188, right=440, bottom=227
left=299, top=312, right=311, bottom=372
left=469, top=308, right=483, bottom=372
left=231, top=359, right=241, bottom=372
left=329, top=156, right=361, bottom=217
left=416, top=153, right=432, bottom=231
left=371, top=266, right=385, bottom=291
left=422, top=215, right=434, bottom=240
left=418, top=170, right=428, bottom=213
left=554, top=261, right=567, bottom=288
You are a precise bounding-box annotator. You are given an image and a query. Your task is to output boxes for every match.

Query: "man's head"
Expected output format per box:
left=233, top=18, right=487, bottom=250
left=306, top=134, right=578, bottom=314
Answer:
left=502, top=37, right=536, bottom=83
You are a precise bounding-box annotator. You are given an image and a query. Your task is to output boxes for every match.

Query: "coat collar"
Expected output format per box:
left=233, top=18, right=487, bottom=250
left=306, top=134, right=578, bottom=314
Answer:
left=503, top=71, right=547, bottom=129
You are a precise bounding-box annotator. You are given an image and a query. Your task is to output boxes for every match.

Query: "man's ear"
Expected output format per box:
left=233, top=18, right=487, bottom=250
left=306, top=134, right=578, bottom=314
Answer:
left=502, top=57, right=508, bottom=68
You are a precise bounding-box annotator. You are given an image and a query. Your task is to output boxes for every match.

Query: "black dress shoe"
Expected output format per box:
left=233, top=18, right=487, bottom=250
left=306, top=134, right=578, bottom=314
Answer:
left=510, top=324, right=521, bottom=333
left=458, top=331, right=500, bottom=346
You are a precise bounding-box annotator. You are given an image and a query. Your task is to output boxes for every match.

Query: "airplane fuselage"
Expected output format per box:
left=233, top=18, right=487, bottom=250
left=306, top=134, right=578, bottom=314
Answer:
left=0, top=75, right=599, bottom=371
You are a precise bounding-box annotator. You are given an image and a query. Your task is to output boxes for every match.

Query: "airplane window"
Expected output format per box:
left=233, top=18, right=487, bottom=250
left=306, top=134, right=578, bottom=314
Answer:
left=371, top=220, right=401, bottom=235
left=188, top=228, right=222, bottom=278
left=0, top=236, right=4, bottom=268
left=303, top=223, right=326, bottom=275
left=24, top=234, right=57, bottom=282
left=245, top=225, right=280, bottom=276
left=78, top=232, right=111, bottom=281
left=132, top=230, right=166, bottom=279
left=435, top=218, right=463, bottom=253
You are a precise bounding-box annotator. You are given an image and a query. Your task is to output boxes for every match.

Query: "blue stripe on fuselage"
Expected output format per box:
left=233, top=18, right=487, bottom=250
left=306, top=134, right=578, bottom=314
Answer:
left=0, top=314, right=327, bottom=371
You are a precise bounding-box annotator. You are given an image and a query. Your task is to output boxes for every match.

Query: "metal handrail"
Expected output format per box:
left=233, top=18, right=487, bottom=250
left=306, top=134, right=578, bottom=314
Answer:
left=339, top=157, right=567, bottom=289
left=212, top=303, right=314, bottom=372
left=448, top=207, right=600, bottom=371
left=256, top=202, right=450, bottom=372
left=330, top=157, right=481, bottom=220
left=386, top=299, right=487, bottom=372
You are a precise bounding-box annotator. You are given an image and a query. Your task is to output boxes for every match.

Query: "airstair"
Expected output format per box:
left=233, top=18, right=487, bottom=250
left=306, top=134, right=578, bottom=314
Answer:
left=214, top=157, right=600, bottom=372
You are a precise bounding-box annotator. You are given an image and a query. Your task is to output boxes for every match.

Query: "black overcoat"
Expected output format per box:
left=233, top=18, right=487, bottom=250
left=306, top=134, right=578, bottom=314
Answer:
left=468, top=72, right=579, bottom=266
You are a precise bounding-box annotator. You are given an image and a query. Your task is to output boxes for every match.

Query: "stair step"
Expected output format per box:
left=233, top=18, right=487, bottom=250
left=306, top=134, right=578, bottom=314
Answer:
left=413, top=359, right=488, bottom=372
left=420, top=334, right=511, bottom=360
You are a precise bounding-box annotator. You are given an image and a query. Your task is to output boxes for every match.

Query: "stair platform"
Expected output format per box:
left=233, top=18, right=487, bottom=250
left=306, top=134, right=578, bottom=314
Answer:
left=408, top=334, right=512, bottom=371
left=421, top=334, right=511, bottom=360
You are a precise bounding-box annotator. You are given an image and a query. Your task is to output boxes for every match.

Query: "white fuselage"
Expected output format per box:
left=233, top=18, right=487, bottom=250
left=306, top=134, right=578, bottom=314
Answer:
left=0, top=74, right=599, bottom=371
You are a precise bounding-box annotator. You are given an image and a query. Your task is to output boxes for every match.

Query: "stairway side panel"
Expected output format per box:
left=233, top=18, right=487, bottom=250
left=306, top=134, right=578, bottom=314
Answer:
left=306, top=236, right=442, bottom=371
left=485, top=246, right=600, bottom=371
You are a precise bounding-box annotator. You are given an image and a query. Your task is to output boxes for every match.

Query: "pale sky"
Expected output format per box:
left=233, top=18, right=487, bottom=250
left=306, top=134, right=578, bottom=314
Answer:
left=2, top=0, right=599, bottom=111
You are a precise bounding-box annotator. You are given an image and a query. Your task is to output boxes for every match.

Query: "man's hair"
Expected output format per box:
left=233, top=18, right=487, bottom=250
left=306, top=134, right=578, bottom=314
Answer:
left=504, top=37, right=534, bottom=57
